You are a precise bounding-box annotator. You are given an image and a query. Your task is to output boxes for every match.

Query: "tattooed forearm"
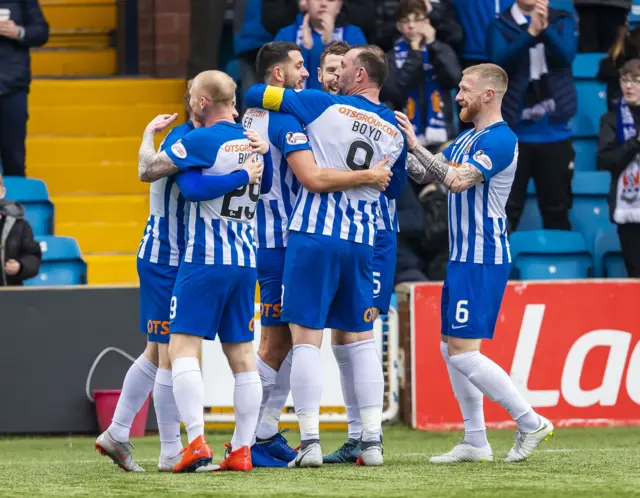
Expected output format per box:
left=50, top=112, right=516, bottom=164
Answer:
left=408, top=144, right=485, bottom=193
left=448, top=164, right=485, bottom=193
left=138, top=130, right=179, bottom=182
left=407, top=152, right=438, bottom=184
left=409, top=144, right=449, bottom=183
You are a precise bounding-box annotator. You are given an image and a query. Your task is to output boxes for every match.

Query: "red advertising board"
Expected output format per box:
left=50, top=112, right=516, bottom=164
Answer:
left=411, top=280, right=640, bottom=430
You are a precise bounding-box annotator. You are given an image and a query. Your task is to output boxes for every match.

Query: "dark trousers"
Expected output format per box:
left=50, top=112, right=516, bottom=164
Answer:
left=0, top=90, right=28, bottom=177
left=187, top=0, right=227, bottom=78
left=576, top=5, right=629, bottom=53
left=617, top=223, right=640, bottom=278
left=507, top=139, right=574, bottom=231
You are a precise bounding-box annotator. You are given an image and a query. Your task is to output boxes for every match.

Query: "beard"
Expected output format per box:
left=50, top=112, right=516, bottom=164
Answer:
left=337, top=73, right=355, bottom=95
left=459, top=99, right=481, bottom=123
left=284, top=72, right=302, bottom=90
left=322, top=79, right=339, bottom=94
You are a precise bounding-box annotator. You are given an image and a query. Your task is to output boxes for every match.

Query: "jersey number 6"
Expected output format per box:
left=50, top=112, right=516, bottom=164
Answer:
left=221, top=183, right=260, bottom=221
left=346, top=140, right=374, bottom=171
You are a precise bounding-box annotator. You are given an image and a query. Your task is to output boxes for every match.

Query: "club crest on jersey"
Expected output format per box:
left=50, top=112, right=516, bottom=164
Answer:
left=286, top=131, right=308, bottom=145
left=171, top=140, right=187, bottom=159
left=473, top=150, right=492, bottom=170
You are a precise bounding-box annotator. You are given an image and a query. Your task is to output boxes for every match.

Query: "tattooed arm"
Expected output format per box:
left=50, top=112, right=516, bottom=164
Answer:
left=409, top=143, right=485, bottom=193
left=407, top=151, right=438, bottom=185
left=138, top=113, right=180, bottom=182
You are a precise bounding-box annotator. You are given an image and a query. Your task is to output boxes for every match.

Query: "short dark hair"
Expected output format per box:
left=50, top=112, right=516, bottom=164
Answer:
left=353, top=45, right=389, bottom=87
left=320, top=41, right=351, bottom=68
left=256, top=41, right=302, bottom=82
left=620, top=58, right=640, bottom=77
left=396, top=0, right=427, bottom=22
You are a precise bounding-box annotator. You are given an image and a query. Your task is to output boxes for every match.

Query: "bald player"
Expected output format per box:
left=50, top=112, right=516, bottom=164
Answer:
left=395, top=64, right=553, bottom=464
left=137, top=70, right=271, bottom=473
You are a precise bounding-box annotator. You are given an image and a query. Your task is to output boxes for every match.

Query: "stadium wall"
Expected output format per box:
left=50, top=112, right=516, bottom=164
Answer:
left=399, top=280, right=640, bottom=430
left=0, top=287, right=155, bottom=434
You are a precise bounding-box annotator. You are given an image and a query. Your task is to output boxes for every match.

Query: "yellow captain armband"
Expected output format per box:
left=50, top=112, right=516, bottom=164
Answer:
left=263, top=86, right=285, bottom=111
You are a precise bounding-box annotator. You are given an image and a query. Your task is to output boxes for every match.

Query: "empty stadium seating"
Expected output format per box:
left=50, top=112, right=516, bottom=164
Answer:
left=3, top=177, right=54, bottom=236
left=594, top=228, right=627, bottom=278
left=509, top=230, right=593, bottom=280
left=24, top=236, right=87, bottom=286
left=569, top=171, right=616, bottom=251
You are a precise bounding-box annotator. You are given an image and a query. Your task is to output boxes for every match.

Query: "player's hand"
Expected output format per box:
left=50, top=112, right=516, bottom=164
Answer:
left=394, top=111, right=419, bottom=150
left=145, top=113, right=178, bottom=134
left=370, top=158, right=392, bottom=191
left=5, top=259, right=20, bottom=276
left=244, top=130, right=269, bottom=155
left=0, top=20, right=21, bottom=40
left=301, top=13, right=314, bottom=49
left=243, top=154, right=264, bottom=185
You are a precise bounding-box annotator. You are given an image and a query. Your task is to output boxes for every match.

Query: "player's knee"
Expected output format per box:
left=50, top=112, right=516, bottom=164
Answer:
left=157, top=343, right=171, bottom=370
left=447, top=337, right=481, bottom=357
left=223, top=341, right=256, bottom=374
left=168, top=333, right=200, bottom=362
left=143, top=341, right=159, bottom=366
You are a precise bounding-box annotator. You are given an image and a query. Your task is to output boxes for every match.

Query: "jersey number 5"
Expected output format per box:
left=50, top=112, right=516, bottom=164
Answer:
left=221, top=184, right=260, bottom=221
left=346, top=140, right=374, bottom=171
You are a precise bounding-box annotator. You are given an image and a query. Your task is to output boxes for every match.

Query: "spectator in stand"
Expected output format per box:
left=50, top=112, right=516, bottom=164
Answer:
left=597, top=59, right=640, bottom=277
left=574, top=0, right=631, bottom=53
left=262, top=0, right=376, bottom=42
left=273, top=0, right=367, bottom=90
left=0, top=0, right=49, bottom=177
left=487, top=0, right=577, bottom=232
left=0, top=174, right=41, bottom=286
left=452, top=0, right=513, bottom=69
left=233, top=0, right=274, bottom=108
left=598, top=26, right=640, bottom=111
left=373, top=0, right=464, bottom=54
left=382, top=0, right=462, bottom=149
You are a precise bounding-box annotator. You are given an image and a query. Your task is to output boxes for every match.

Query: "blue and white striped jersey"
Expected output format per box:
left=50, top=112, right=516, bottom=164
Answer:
left=442, top=121, right=518, bottom=265
left=241, top=107, right=310, bottom=248
left=164, top=122, right=260, bottom=268
left=244, top=85, right=408, bottom=246
left=137, top=121, right=193, bottom=266
left=377, top=195, right=398, bottom=232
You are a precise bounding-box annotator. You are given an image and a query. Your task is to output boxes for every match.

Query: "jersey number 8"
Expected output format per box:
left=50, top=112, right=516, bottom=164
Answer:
left=346, top=140, right=374, bottom=171
left=221, top=183, right=260, bottom=221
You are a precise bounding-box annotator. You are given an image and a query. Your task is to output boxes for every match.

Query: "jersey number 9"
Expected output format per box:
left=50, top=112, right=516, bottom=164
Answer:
left=346, top=140, right=374, bottom=171
left=221, top=183, right=260, bottom=221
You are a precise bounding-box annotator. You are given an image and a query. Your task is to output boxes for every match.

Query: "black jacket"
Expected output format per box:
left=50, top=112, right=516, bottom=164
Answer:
left=597, top=108, right=640, bottom=221
left=574, top=0, right=631, bottom=8
left=0, top=200, right=42, bottom=285
left=372, top=0, right=464, bottom=54
left=382, top=39, right=461, bottom=141
left=0, top=0, right=49, bottom=96
left=261, top=0, right=376, bottom=41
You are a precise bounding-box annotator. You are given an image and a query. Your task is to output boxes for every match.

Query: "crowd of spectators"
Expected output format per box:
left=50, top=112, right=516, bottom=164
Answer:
left=3, top=0, right=639, bottom=284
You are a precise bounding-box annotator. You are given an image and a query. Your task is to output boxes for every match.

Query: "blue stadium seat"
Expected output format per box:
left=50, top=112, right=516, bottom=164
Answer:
left=594, top=228, right=627, bottom=278
left=571, top=81, right=607, bottom=138
left=572, top=138, right=597, bottom=171
left=509, top=230, right=593, bottom=280
left=24, top=236, right=87, bottom=286
left=570, top=171, right=616, bottom=252
left=572, top=53, right=605, bottom=80
left=3, top=177, right=54, bottom=236
left=518, top=180, right=543, bottom=231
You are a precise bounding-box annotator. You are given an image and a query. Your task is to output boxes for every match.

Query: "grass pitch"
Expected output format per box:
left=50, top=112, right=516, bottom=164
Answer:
left=0, top=425, right=639, bottom=497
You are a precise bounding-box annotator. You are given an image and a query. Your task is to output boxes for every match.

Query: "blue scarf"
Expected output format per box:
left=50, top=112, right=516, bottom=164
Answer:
left=615, top=98, right=640, bottom=223
left=393, top=37, right=447, bottom=146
